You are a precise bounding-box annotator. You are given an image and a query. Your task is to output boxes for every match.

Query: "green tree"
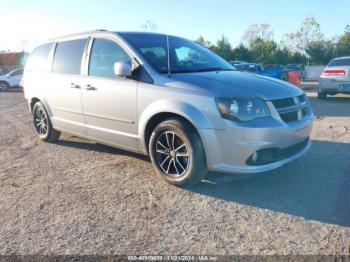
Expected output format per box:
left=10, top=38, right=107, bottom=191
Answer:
left=233, top=44, right=252, bottom=61
left=249, top=38, right=278, bottom=64
left=290, top=52, right=308, bottom=64
left=273, top=48, right=292, bottom=65
left=212, top=35, right=234, bottom=61
left=306, top=40, right=334, bottom=64
left=195, top=36, right=212, bottom=48
left=337, top=26, right=350, bottom=57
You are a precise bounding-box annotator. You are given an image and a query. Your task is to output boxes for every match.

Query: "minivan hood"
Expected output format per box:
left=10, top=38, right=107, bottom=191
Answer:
left=167, top=71, right=303, bottom=100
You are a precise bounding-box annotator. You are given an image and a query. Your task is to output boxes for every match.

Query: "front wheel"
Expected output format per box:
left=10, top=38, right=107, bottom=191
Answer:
left=149, top=118, right=207, bottom=187
left=0, top=81, right=9, bottom=92
left=33, top=102, right=61, bottom=142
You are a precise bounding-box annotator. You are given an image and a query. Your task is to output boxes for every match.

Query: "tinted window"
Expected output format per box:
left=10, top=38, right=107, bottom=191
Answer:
left=329, top=58, right=350, bottom=67
left=89, top=38, right=131, bottom=78
left=26, top=43, right=53, bottom=72
left=53, top=39, right=86, bottom=75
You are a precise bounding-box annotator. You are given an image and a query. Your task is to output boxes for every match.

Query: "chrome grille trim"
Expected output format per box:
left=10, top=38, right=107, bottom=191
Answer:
left=271, top=94, right=310, bottom=123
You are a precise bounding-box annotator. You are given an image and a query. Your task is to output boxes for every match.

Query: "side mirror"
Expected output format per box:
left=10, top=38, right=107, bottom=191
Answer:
left=114, top=62, right=132, bottom=77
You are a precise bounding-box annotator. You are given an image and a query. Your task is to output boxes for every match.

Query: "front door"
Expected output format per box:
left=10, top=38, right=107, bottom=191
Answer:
left=81, top=38, right=138, bottom=149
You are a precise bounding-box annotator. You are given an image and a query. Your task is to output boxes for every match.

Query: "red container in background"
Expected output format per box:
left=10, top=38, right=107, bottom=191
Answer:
left=287, top=71, right=301, bottom=87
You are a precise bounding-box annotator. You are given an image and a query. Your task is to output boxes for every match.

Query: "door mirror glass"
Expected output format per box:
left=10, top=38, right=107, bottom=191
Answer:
left=114, top=62, right=132, bottom=77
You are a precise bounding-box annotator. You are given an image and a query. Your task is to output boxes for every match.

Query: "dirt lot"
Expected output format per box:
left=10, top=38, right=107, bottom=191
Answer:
left=0, top=88, right=349, bottom=255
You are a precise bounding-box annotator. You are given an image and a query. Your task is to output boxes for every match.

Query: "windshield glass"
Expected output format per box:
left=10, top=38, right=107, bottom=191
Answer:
left=120, top=33, right=235, bottom=74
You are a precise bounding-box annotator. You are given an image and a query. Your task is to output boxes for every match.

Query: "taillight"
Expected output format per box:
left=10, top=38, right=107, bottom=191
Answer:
left=322, top=69, right=346, bottom=76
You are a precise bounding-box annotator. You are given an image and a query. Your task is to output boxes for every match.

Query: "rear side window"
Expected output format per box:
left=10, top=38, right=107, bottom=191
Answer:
left=328, top=58, right=350, bottom=67
left=53, top=39, right=87, bottom=75
left=26, top=43, right=53, bottom=72
left=89, top=38, right=131, bottom=78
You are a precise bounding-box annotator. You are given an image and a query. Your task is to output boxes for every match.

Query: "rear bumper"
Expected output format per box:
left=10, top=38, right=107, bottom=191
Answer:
left=319, top=78, right=350, bottom=94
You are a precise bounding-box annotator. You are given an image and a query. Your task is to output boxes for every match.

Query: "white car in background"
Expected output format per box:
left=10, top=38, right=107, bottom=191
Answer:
left=319, top=56, right=350, bottom=99
left=0, top=68, right=24, bottom=92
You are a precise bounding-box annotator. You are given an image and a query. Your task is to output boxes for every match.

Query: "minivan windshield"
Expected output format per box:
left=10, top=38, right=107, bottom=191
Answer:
left=120, top=33, right=235, bottom=74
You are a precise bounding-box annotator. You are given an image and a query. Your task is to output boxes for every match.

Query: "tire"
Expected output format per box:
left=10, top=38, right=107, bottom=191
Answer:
left=0, top=81, right=9, bottom=92
left=33, top=102, right=61, bottom=142
left=149, top=118, right=207, bottom=187
left=318, top=91, right=327, bottom=99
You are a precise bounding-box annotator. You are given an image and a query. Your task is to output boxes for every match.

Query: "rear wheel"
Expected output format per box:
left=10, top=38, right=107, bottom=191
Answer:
left=318, top=91, right=327, bottom=99
left=149, top=118, right=207, bottom=187
left=33, top=102, right=61, bottom=142
left=0, top=81, right=9, bottom=92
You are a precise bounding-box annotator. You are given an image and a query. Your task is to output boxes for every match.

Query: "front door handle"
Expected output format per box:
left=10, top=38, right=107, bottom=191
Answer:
left=85, top=84, right=97, bottom=91
left=70, top=83, right=81, bottom=89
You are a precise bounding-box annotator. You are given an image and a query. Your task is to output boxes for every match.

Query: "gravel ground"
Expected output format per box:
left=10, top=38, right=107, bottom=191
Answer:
left=0, top=88, right=349, bottom=255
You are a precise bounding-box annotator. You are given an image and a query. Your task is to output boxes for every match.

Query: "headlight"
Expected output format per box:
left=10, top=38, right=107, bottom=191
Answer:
left=215, top=97, right=271, bottom=122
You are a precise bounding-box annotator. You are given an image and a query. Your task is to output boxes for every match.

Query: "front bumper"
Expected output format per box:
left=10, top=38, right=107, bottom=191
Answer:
left=199, top=116, right=313, bottom=174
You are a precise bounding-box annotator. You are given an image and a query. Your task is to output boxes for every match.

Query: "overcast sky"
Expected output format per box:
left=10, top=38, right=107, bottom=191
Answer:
left=0, top=0, right=349, bottom=52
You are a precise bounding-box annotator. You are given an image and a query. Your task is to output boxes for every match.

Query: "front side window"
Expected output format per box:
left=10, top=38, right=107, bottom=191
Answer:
left=26, top=43, right=53, bottom=72
left=120, top=33, right=234, bottom=74
left=53, top=39, right=87, bottom=75
left=89, top=38, right=131, bottom=78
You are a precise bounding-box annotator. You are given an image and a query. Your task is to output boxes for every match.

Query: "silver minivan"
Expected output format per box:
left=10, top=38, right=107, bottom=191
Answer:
left=23, top=30, right=313, bottom=186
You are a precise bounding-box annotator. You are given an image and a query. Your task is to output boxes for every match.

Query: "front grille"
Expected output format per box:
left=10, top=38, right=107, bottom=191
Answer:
left=271, top=94, right=310, bottom=123
left=271, top=97, right=295, bottom=108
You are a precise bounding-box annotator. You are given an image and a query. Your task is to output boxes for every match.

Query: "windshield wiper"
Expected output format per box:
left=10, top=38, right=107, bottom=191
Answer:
left=193, top=68, right=236, bottom=72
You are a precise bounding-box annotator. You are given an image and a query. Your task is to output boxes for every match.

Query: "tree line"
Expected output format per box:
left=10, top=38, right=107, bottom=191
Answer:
left=195, top=15, right=350, bottom=65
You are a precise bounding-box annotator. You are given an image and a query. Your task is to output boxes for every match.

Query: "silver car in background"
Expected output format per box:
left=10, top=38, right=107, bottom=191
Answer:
left=23, top=30, right=313, bottom=187
left=319, top=56, right=350, bottom=99
left=0, top=68, right=24, bottom=92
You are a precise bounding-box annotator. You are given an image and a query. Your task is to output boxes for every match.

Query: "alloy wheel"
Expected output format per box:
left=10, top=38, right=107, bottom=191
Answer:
left=34, top=108, right=48, bottom=136
left=155, top=131, right=190, bottom=177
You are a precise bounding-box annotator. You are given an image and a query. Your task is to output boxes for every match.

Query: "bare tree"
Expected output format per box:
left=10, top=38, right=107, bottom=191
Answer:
left=141, top=20, right=159, bottom=32
left=281, top=15, right=324, bottom=53
left=242, top=24, right=273, bottom=45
